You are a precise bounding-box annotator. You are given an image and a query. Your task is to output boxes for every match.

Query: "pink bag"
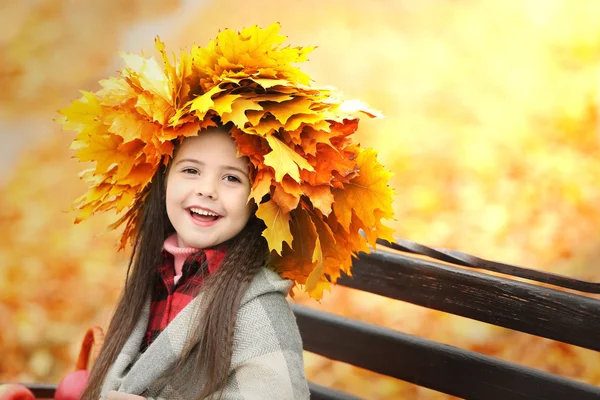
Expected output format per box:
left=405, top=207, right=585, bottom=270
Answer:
left=54, top=326, right=105, bottom=400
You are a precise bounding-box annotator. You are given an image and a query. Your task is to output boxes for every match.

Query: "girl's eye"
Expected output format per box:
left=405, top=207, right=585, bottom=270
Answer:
left=182, top=168, right=199, bottom=175
left=224, top=175, right=241, bottom=183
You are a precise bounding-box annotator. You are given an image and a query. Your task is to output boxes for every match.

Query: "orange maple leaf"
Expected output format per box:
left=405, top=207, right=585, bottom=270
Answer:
left=272, top=181, right=301, bottom=214
left=314, top=213, right=354, bottom=283
left=332, top=147, right=395, bottom=231
left=299, top=126, right=333, bottom=156
left=301, top=184, right=334, bottom=215
left=300, top=143, right=358, bottom=186
left=274, top=208, right=318, bottom=278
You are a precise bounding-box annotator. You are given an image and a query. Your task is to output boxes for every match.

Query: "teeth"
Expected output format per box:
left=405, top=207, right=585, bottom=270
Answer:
left=190, top=208, right=219, bottom=217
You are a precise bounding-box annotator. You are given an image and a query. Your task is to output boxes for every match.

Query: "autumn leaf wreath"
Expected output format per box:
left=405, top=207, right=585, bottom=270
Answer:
left=59, top=23, right=395, bottom=300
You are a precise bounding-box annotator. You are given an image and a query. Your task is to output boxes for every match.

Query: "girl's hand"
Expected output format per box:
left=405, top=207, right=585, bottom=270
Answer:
left=107, top=390, right=146, bottom=400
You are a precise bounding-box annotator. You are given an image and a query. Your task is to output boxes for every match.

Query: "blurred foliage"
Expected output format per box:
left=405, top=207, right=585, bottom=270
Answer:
left=0, top=0, right=178, bottom=116
left=0, top=134, right=126, bottom=382
left=2, top=0, right=600, bottom=399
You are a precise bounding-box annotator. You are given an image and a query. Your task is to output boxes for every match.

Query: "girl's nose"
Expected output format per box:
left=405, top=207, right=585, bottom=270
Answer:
left=195, top=177, right=218, bottom=199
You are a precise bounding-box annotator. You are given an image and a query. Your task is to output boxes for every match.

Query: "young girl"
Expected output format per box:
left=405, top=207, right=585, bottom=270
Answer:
left=59, top=23, right=395, bottom=399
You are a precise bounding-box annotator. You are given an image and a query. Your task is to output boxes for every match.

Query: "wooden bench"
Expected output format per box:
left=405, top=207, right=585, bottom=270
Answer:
left=13, top=239, right=600, bottom=399
left=301, top=239, right=600, bottom=399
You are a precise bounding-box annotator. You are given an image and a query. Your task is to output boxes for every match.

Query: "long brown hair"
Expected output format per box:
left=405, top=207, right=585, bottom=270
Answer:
left=82, top=159, right=269, bottom=398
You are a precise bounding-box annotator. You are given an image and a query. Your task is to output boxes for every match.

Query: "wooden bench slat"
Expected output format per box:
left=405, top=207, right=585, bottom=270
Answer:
left=308, top=382, right=364, bottom=400
left=292, top=303, right=600, bottom=400
left=377, top=238, right=600, bottom=294
left=339, top=250, right=600, bottom=351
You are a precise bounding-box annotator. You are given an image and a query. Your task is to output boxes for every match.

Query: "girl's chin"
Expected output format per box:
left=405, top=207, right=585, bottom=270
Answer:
left=179, top=233, right=228, bottom=250
left=181, top=239, right=216, bottom=250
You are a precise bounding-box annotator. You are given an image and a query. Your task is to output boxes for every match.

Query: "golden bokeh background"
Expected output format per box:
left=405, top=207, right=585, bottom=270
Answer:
left=2, top=1, right=600, bottom=398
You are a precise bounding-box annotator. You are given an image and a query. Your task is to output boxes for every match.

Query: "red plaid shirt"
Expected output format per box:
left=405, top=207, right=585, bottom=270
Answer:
left=141, top=245, right=227, bottom=352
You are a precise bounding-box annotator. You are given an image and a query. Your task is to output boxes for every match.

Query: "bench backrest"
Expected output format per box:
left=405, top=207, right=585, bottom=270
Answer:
left=297, top=239, right=600, bottom=399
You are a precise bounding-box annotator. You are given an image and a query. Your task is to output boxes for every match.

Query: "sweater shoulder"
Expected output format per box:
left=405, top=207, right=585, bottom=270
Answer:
left=240, top=267, right=292, bottom=305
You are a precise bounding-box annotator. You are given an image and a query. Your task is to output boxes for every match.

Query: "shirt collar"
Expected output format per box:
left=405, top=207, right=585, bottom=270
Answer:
left=162, top=233, right=228, bottom=276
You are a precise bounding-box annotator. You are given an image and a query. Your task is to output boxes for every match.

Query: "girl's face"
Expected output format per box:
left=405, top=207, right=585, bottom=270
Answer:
left=165, top=129, right=253, bottom=249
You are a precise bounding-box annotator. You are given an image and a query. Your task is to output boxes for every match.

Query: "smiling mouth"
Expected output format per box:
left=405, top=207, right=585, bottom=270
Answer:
left=188, top=208, right=222, bottom=223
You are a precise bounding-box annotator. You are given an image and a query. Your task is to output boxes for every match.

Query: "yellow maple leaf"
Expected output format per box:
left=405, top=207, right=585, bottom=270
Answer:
left=305, top=236, right=326, bottom=296
left=221, top=97, right=264, bottom=127
left=97, top=77, right=137, bottom=107
left=108, top=113, right=156, bottom=144
left=190, top=23, right=315, bottom=92
left=136, top=91, right=172, bottom=124
left=261, top=97, right=316, bottom=124
left=174, top=50, right=193, bottom=108
left=255, top=199, right=293, bottom=255
left=332, top=147, right=394, bottom=231
left=72, top=182, right=112, bottom=216
left=74, top=133, right=134, bottom=177
left=264, top=135, right=314, bottom=182
left=245, top=109, right=266, bottom=126
left=74, top=205, right=95, bottom=224
left=212, top=93, right=241, bottom=115
left=59, top=91, right=103, bottom=133
left=250, top=118, right=283, bottom=136
left=155, top=36, right=189, bottom=109
left=188, top=85, right=223, bottom=116
left=115, top=188, right=137, bottom=212
left=119, top=52, right=171, bottom=103
left=159, top=120, right=202, bottom=143
left=240, top=23, right=286, bottom=58
left=252, top=78, right=292, bottom=89
left=245, top=92, right=293, bottom=102
left=285, top=113, right=329, bottom=133
left=363, top=209, right=396, bottom=248
left=249, top=169, right=273, bottom=204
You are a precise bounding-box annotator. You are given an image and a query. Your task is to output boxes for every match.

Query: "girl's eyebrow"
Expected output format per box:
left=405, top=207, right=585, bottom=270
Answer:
left=175, top=158, right=248, bottom=176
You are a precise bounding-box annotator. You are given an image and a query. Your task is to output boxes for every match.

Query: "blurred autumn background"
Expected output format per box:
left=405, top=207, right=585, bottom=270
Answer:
left=2, top=0, right=600, bottom=398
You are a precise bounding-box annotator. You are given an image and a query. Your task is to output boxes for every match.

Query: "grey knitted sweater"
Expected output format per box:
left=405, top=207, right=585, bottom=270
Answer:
left=100, top=268, right=310, bottom=399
